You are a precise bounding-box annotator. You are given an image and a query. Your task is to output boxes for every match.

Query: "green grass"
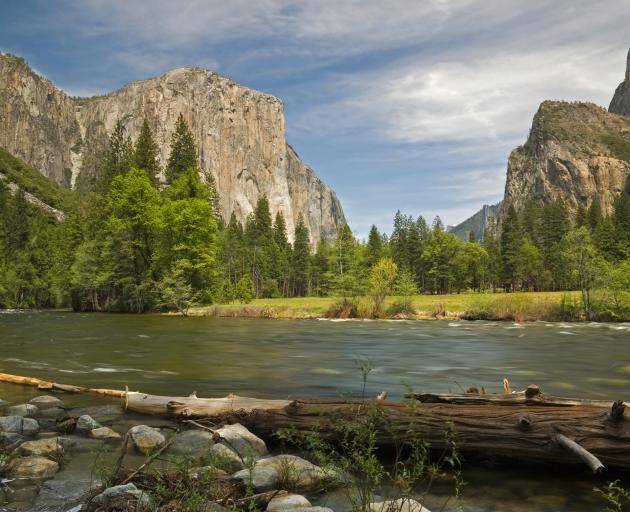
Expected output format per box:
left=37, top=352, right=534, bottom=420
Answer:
left=188, top=291, right=585, bottom=322
left=0, top=147, right=75, bottom=211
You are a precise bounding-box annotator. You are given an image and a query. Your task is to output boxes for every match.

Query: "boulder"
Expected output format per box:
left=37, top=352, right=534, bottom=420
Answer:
left=208, top=442, right=244, bottom=473
left=88, top=483, right=152, bottom=511
left=169, top=429, right=215, bottom=456
left=0, top=431, right=23, bottom=451
left=6, top=403, right=39, bottom=418
left=29, top=395, right=64, bottom=409
left=0, top=415, right=39, bottom=435
left=129, top=425, right=165, bottom=455
left=16, top=437, right=63, bottom=458
left=90, top=426, right=121, bottom=440
left=32, top=479, right=100, bottom=511
left=39, top=406, right=66, bottom=420
left=8, top=456, right=59, bottom=479
left=76, top=414, right=102, bottom=434
left=266, top=493, right=312, bottom=511
left=257, top=455, right=333, bottom=491
left=232, top=466, right=279, bottom=492
left=368, top=499, right=431, bottom=512
left=216, top=423, right=267, bottom=458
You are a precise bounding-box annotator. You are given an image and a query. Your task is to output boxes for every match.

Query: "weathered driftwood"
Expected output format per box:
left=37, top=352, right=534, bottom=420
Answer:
left=124, top=390, right=630, bottom=472
left=1, top=372, right=629, bottom=472
left=0, top=372, right=126, bottom=398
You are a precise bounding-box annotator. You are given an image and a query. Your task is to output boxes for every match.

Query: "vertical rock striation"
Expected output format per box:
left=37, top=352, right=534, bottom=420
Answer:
left=0, top=54, right=346, bottom=243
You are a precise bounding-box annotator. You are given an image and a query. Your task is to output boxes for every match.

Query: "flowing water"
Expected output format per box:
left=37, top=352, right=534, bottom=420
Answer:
left=1, top=311, right=629, bottom=511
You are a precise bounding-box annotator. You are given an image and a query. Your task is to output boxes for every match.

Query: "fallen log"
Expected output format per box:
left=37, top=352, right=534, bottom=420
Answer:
left=0, top=372, right=127, bottom=398
left=1, top=372, right=629, bottom=472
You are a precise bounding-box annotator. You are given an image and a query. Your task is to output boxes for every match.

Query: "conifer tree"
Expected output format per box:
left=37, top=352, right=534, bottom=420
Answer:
left=99, top=121, right=134, bottom=191
left=500, top=205, right=523, bottom=291
left=292, top=214, right=310, bottom=297
left=587, top=197, right=603, bottom=232
left=166, top=114, right=197, bottom=183
left=365, top=225, right=383, bottom=268
left=134, top=118, right=161, bottom=183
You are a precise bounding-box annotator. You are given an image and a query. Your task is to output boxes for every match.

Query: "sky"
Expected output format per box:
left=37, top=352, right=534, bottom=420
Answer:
left=0, top=1, right=628, bottom=238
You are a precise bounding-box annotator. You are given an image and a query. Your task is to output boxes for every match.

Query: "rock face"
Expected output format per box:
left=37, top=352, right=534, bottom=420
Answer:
left=448, top=202, right=501, bottom=241
left=609, top=49, right=630, bottom=117
left=502, top=101, right=630, bottom=219
left=0, top=53, right=346, bottom=243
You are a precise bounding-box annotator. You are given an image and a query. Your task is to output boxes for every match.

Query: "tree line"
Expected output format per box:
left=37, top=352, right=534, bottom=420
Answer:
left=0, top=115, right=628, bottom=315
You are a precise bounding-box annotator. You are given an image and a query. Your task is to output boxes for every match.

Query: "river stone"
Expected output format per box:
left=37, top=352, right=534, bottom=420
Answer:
left=90, top=426, right=121, bottom=440
left=76, top=414, right=102, bottom=434
left=267, top=493, right=312, bottom=511
left=257, top=455, right=332, bottom=491
left=129, top=425, right=165, bottom=455
left=68, top=404, right=124, bottom=423
left=6, top=403, right=39, bottom=418
left=368, top=499, right=431, bottom=512
left=232, top=466, right=279, bottom=492
left=39, top=406, right=66, bottom=420
left=0, top=415, right=39, bottom=435
left=88, top=483, right=153, bottom=511
left=216, top=423, right=267, bottom=458
left=29, top=395, right=64, bottom=409
left=0, top=432, right=23, bottom=450
left=8, top=456, right=59, bottom=479
left=170, top=429, right=215, bottom=456
left=32, top=479, right=100, bottom=511
left=188, top=465, right=229, bottom=480
left=208, top=442, right=244, bottom=473
left=16, top=437, right=63, bottom=458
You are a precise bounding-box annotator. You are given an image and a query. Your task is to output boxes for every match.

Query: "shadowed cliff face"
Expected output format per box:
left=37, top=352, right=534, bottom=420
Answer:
left=503, top=101, right=630, bottom=218
left=609, top=49, right=630, bottom=117
left=0, top=54, right=346, bottom=243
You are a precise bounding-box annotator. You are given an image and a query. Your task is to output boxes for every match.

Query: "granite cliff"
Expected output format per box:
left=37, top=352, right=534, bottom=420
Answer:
left=609, top=48, right=630, bottom=117
left=0, top=54, right=346, bottom=243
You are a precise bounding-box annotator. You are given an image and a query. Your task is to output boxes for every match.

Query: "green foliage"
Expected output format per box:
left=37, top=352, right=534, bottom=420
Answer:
left=292, top=214, right=310, bottom=297
left=594, top=480, right=630, bottom=512
left=166, top=113, right=198, bottom=184
left=235, top=275, right=254, bottom=304
left=600, top=132, right=630, bottom=162
left=98, top=120, right=134, bottom=192
left=368, top=257, right=398, bottom=317
left=133, top=118, right=162, bottom=183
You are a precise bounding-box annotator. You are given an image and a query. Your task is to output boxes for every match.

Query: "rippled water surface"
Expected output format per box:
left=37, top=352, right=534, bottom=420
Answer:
left=1, top=311, right=629, bottom=511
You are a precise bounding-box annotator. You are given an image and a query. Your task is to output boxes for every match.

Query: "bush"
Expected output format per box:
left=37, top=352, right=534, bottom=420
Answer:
left=326, top=297, right=360, bottom=319
left=386, top=297, right=416, bottom=317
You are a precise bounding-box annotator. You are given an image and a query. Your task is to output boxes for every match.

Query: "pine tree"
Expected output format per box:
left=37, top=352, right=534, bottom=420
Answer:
left=500, top=205, right=523, bottom=291
left=292, top=214, right=310, bottom=297
left=575, top=204, right=588, bottom=228
left=134, top=118, right=161, bottom=183
left=587, top=197, right=603, bottom=232
left=310, top=238, right=330, bottom=296
left=365, top=225, right=383, bottom=268
left=166, top=114, right=197, bottom=183
left=273, top=212, right=291, bottom=296
left=99, top=121, right=134, bottom=191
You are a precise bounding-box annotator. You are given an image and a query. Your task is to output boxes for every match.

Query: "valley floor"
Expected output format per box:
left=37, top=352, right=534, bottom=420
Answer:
left=188, top=291, right=595, bottom=322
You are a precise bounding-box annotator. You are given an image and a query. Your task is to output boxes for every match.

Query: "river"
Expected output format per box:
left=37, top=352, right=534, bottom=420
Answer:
left=1, top=311, right=629, bottom=511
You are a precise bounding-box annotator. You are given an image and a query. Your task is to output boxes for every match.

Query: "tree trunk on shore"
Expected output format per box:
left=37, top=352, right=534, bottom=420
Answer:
left=1, top=372, right=628, bottom=472
left=125, top=390, right=630, bottom=472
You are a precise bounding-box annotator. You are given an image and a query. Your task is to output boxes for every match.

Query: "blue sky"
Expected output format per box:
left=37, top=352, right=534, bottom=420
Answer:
left=1, top=1, right=628, bottom=237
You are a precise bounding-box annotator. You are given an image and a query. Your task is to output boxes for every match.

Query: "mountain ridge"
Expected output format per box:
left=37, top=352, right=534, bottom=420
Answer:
left=0, top=53, right=346, bottom=243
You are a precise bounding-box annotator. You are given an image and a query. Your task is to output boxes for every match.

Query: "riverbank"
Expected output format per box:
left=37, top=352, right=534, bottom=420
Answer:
left=188, top=291, right=602, bottom=322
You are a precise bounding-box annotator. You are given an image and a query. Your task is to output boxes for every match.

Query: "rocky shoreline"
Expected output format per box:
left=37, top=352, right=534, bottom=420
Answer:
left=0, top=395, right=430, bottom=512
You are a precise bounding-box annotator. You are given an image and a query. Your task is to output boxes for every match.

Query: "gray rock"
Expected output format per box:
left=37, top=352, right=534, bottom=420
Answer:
left=208, top=442, right=244, bottom=473
left=129, top=425, right=165, bottom=455
left=368, top=499, right=431, bottom=512
left=8, top=455, right=59, bottom=479
left=0, top=431, right=23, bottom=451
left=169, top=429, right=215, bottom=456
left=6, top=403, right=39, bottom=418
left=216, top=423, right=267, bottom=458
left=39, top=406, right=66, bottom=420
left=0, top=415, right=39, bottom=435
left=29, top=395, right=64, bottom=409
left=90, top=426, right=121, bottom=440
left=188, top=465, right=229, bottom=480
left=266, top=493, right=312, bottom=511
left=257, top=455, right=334, bottom=491
left=76, top=414, right=101, bottom=434
left=16, top=437, right=63, bottom=458
left=89, top=483, right=152, bottom=511
left=33, top=479, right=100, bottom=511
left=232, top=466, right=279, bottom=492
left=67, top=404, right=124, bottom=423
